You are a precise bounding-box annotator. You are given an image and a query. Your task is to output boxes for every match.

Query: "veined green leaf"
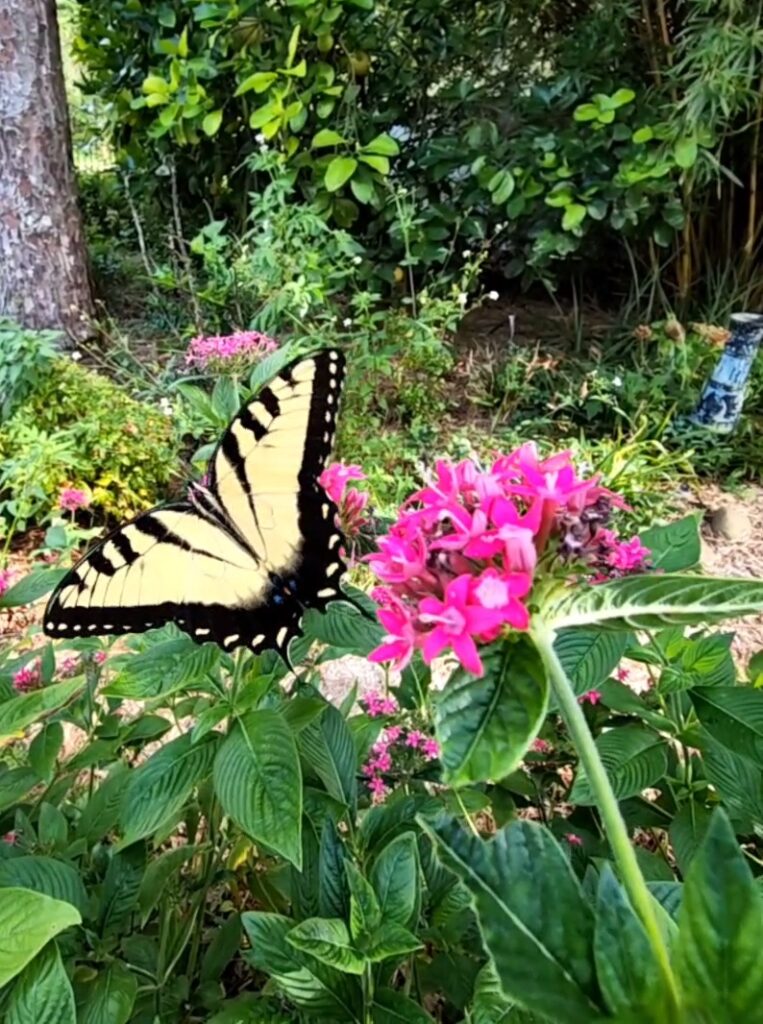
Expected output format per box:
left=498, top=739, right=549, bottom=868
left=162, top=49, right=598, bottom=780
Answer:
left=214, top=709, right=302, bottom=867
left=0, top=856, right=87, bottom=915
left=299, top=704, right=357, bottom=811
left=0, top=570, right=67, bottom=608
left=370, top=831, right=418, bottom=927
left=0, top=889, right=80, bottom=987
left=0, top=680, right=83, bottom=739
left=372, top=988, right=434, bottom=1023
left=287, top=918, right=365, bottom=975
left=435, top=639, right=548, bottom=786
left=6, top=942, right=75, bottom=1024
left=638, top=515, right=701, bottom=572
left=690, top=687, right=763, bottom=766
left=422, top=818, right=602, bottom=1023
left=677, top=811, right=763, bottom=1018
left=547, top=574, right=763, bottom=631
left=554, top=628, right=629, bottom=695
left=570, top=725, right=667, bottom=804
left=78, top=961, right=138, bottom=1024
left=325, top=156, right=357, bottom=192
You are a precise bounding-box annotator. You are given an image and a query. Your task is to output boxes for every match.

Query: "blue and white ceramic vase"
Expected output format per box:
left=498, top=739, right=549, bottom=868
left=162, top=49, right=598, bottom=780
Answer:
left=689, top=312, right=763, bottom=433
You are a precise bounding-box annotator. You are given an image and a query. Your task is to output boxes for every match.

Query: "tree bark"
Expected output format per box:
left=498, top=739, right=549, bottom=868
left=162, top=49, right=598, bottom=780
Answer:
left=0, top=0, right=94, bottom=341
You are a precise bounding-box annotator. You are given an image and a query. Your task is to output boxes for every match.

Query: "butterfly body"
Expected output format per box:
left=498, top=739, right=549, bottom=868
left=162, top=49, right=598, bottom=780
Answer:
left=44, top=350, right=348, bottom=661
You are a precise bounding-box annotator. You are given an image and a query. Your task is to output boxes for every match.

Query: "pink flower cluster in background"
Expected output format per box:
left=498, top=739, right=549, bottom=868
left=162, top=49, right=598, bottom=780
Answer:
left=367, top=443, right=649, bottom=677
left=0, top=568, right=15, bottom=599
left=359, top=691, right=440, bottom=803
left=59, top=488, right=89, bottom=513
left=185, top=331, right=278, bottom=372
left=318, top=462, right=370, bottom=541
left=13, top=660, right=41, bottom=693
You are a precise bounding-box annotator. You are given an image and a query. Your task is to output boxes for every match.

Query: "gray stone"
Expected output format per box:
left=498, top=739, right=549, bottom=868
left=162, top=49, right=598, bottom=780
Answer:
left=710, top=505, right=753, bottom=542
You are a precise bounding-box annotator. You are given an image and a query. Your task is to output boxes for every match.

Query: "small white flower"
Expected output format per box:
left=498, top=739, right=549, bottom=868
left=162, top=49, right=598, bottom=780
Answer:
left=71, top=350, right=82, bottom=362
left=255, top=133, right=265, bottom=144
left=487, top=290, right=499, bottom=301
left=342, top=317, right=353, bottom=327
left=612, top=375, right=623, bottom=388
left=298, top=306, right=309, bottom=318
left=462, top=249, right=472, bottom=258
left=159, top=397, right=173, bottom=417
left=352, top=255, right=362, bottom=265
left=457, top=292, right=468, bottom=307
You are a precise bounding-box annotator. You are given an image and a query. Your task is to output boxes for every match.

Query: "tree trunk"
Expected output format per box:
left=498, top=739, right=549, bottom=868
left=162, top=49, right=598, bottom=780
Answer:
left=0, top=0, right=94, bottom=341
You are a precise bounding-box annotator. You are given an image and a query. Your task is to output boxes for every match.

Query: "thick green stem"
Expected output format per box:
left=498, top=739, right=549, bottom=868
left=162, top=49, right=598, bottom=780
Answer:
left=532, top=621, right=681, bottom=1013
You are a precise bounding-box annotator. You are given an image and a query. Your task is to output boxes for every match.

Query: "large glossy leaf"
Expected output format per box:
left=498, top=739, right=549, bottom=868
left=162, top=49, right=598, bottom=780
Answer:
left=98, top=842, right=145, bottom=936
left=570, top=725, right=667, bottom=805
left=242, top=912, right=362, bottom=1021
left=554, top=628, right=629, bottom=695
left=299, top=704, right=357, bottom=810
left=669, top=805, right=713, bottom=876
left=120, top=733, right=217, bottom=845
left=423, top=818, right=602, bottom=1023
left=434, top=639, right=548, bottom=787
left=319, top=819, right=349, bottom=920
left=6, top=942, right=75, bottom=1024
left=214, top=709, right=302, bottom=867
left=0, top=889, right=80, bottom=987
left=638, top=514, right=701, bottom=572
left=369, top=831, right=418, bottom=926
left=78, top=961, right=138, bottom=1024
left=594, top=866, right=665, bottom=1020
left=548, top=574, right=763, bottom=631
left=287, top=917, right=365, bottom=974
left=470, top=961, right=542, bottom=1023
left=0, top=569, right=67, bottom=608
left=698, top=732, right=763, bottom=826
left=138, top=844, right=199, bottom=925
left=372, top=989, right=434, bottom=1023
left=0, top=856, right=88, bottom=915
left=104, top=638, right=220, bottom=700
left=0, top=768, right=39, bottom=812
left=77, top=762, right=129, bottom=843
left=677, top=811, right=763, bottom=1019
left=363, top=921, right=422, bottom=962
left=0, top=680, right=83, bottom=739
left=346, top=861, right=382, bottom=942
left=301, top=600, right=383, bottom=656
left=690, top=687, right=763, bottom=766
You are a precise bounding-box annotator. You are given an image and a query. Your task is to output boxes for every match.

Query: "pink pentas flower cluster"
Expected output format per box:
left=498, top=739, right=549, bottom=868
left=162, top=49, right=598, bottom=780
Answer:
left=13, top=660, right=41, bottom=693
left=367, top=444, right=650, bottom=678
left=359, top=692, right=440, bottom=804
left=318, top=462, right=370, bottom=542
left=185, top=331, right=278, bottom=373
left=57, top=655, right=80, bottom=678
left=361, top=690, right=398, bottom=717
left=59, top=488, right=89, bottom=513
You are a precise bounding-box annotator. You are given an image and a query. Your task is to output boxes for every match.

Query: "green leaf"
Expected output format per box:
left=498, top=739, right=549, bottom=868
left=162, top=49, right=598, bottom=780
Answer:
left=489, top=169, right=515, bottom=204
left=202, top=109, right=223, bottom=136
left=364, top=921, right=422, bottom=962
left=669, top=804, right=713, bottom=876
left=6, top=942, right=75, bottom=1024
left=674, top=137, right=698, bottom=169
left=319, top=819, right=349, bottom=920
left=358, top=154, right=389, bottom=175
left=325, top=156, right=357, bottom=192
left=548, top=574, right=763, bottom=631
left=562, top=203, right=587, bottom=231
left=78, top=962, right=138, bottom=1024
left=302, top=601, right=383, bottom=655
left=242, top=912, right=362, bottom=1020
left=0, top=570, right=67, bottom=608
left=361, top=133, right=399, bottom=156
left=77, top=762, right=129, bottom=843
left=573, top=103, right=599, bottom=122
left=423, top=818, right=601, bottom=1023
left=299, top=704, right=357, bottom=810
left=471, top=961, right=541, bottom=1023
left=633, top=126, right=654, bottom=143
left=201, top=913, right=242, bottom=982
left=214, top=709, right=302, bottom=867
left=370, top=831, right=418, bottom=926
left=554, top=628, right=629, bottom=695
left=104, top=638, right=220, bottom=700
left=142, top=74, right=169, bottom=96
left=594, top=865, right=662, bottom=1017
left=638, top=515, right=701, bottom=572
left=677, top=810, right=763, bottom=1018
left=0, top=768, right=37, bottom=812
left=287, top=918, right=365, bottom=974
left=346, top=861, right=381, bottom=942
left=312, top=128, right=345, bottom=148
left=434, top=639, right=548, bottom=787
left=0, top=680, right=83, bottom=739
left=0, top=856, right=88, bottom=915
left=372, top=989, right=434, bottom=1023
left=690, top=687, right=763, bottom=765
left=120, top=733, right=218, bottom=845
left=610, top=88, right=636, bottom=108
left=0, top=889, right=80, bottom=987
left=648, top=881, right=683, bottom=920
left=235, top=72, right=277, bottom=96
left=570, top=725, right=667, bottom=804
left=99, top=842, right=145, bottom=936
left=699, top=733, right=763, bottom=825
left=138, top=844, right=199, bottom=925
left=28, top=722, right=63, bottom=782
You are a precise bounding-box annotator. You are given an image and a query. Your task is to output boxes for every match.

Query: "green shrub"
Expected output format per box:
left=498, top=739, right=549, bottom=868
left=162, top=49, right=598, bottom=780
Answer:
left=0, top=360, right=180, bottom=525
left=0, top=320, right=60, bottom=420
